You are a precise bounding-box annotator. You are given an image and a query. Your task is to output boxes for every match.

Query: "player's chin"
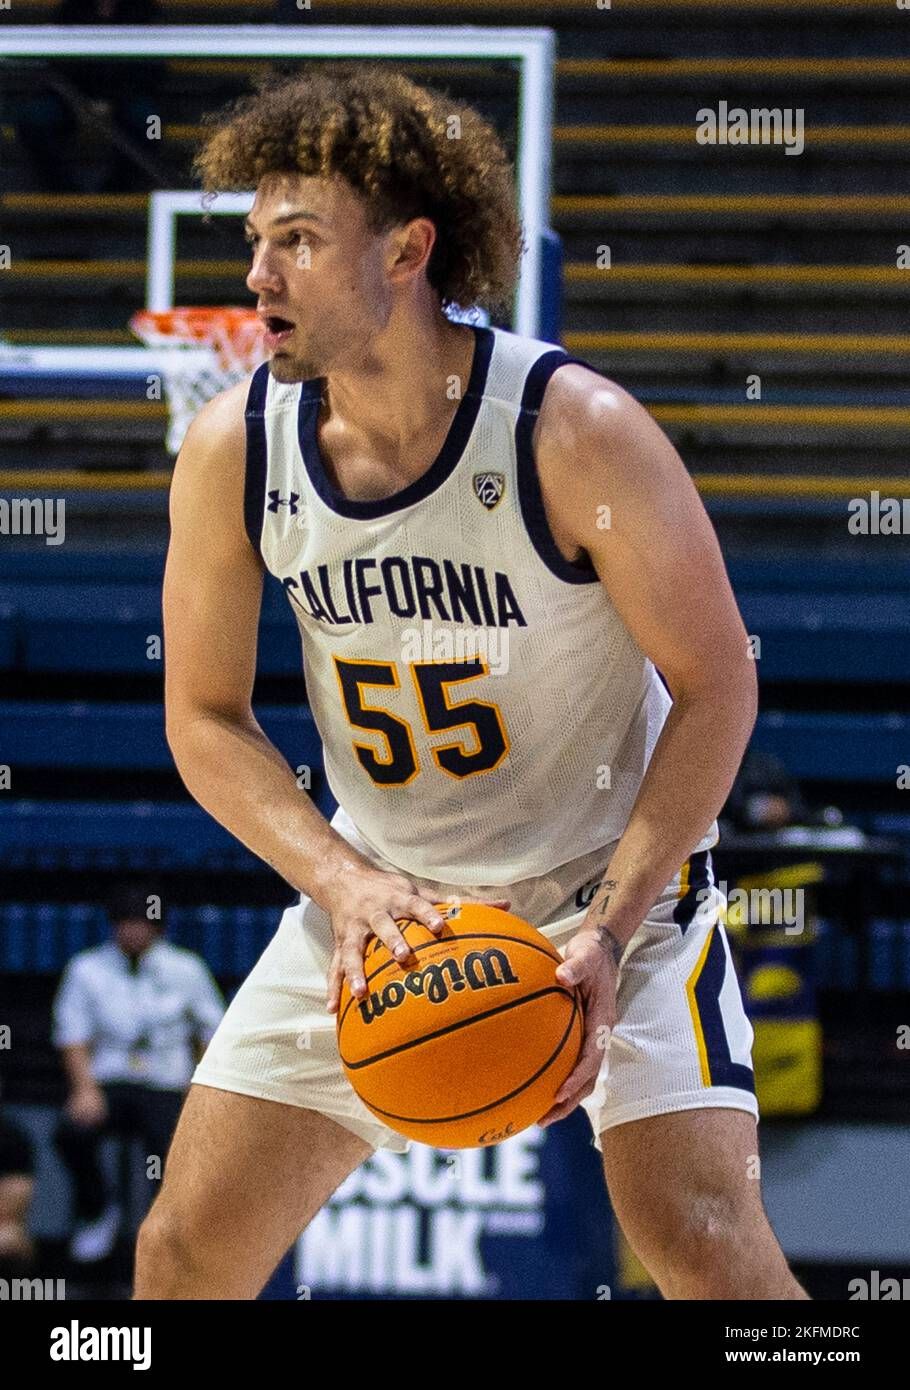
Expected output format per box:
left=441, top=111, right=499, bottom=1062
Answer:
left=267, top=352, right=307, bottom=384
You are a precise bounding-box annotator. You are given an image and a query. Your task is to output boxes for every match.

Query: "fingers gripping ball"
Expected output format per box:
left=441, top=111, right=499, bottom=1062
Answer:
left=336, top=903, right=582, bottom=1148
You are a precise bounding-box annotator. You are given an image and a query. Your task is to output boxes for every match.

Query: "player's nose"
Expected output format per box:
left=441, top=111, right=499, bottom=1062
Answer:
left=247, top=245, right=282, bottom=296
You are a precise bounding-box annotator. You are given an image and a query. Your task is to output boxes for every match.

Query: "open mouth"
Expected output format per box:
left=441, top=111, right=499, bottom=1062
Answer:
left=261, top=314, right=296, bottom=348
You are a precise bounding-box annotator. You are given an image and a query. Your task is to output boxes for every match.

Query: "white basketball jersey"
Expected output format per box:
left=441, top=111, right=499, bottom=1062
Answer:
left=245, top=325, right=718, bottom=883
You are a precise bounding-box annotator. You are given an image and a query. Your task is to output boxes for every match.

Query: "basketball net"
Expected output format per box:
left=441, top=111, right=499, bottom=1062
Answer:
left=129, top=306, right=265, bottom=455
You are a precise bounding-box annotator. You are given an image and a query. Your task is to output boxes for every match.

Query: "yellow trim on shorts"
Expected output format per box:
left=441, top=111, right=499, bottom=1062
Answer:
left=685, top=925, right=716, bottom=1088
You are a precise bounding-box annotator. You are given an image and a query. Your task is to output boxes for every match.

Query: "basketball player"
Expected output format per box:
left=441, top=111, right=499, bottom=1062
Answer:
left=135, top=67, right=807, bottom=1300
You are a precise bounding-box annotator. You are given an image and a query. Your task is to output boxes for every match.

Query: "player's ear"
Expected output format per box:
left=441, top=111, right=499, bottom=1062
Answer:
left=386, top=217, right=437, bottom=287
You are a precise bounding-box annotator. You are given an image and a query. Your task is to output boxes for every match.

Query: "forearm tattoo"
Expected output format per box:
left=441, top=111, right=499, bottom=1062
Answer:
left=592, top=880, right=617, bottom=920
left=590, top=880, right=624, bottom=967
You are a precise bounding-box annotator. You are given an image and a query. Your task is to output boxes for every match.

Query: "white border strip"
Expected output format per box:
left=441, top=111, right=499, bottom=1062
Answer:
left=0, top=345, right=212, bottom=375
left=0, top=24, right=554, bottom=59
left=147, top=192, right=252, bottom=312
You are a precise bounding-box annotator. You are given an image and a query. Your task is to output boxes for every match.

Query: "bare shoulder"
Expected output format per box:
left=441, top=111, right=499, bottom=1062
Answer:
left=533, top=358, right=698, bottom=535
left=530, top=358, right=713, bottom=572
left=168, top=376, right=252, bottom=525
left=173, top=377, right=249, bottom=476
left=534, top=361, right=656, bottom=478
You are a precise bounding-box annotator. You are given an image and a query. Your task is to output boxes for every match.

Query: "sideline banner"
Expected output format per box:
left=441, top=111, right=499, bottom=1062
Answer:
left=263, top=1111, right=616, bottom=1300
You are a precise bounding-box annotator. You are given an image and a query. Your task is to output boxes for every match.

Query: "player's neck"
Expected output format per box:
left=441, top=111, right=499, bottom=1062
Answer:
left=320, top=303, right=476, bottom=460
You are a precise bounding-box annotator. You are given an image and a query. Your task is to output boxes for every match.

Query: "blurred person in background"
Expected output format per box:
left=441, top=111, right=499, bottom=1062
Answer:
left=722, top=747, right=847, bottom=835
left=13, top=0, right=164, bottom=193
left=51, top=881, right=224, bottom=1263
left=723, top=748, right=810, bottom=833
left=0, top=1081, right=37, bottom=1280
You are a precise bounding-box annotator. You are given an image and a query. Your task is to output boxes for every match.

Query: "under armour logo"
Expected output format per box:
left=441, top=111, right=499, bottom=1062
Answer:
left=267, top=490, right=300, bottom=514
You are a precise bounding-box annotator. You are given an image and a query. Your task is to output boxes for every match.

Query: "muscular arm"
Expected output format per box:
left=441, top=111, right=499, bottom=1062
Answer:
left=163, top=382, right=372, bottom=906
left=535, top=365, right=758, bottom=951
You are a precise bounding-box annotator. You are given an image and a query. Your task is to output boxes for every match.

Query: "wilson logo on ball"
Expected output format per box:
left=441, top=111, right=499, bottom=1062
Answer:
left=357, top=948, right=519, bottom=1024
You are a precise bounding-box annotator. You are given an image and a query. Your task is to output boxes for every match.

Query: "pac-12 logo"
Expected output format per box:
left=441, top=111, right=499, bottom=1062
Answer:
left=473, top=472, right=505, bottom=510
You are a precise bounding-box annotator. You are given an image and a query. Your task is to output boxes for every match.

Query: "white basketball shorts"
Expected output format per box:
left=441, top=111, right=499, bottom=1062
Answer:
left=192, top=806, right=759, bottom=1153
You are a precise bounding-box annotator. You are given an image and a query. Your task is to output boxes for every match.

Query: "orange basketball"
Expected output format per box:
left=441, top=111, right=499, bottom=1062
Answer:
left=336, top=903, right=582, bottom=1148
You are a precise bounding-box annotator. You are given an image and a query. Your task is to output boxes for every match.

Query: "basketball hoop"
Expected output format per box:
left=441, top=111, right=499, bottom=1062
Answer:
left=129, top=306, right=265, bottom=455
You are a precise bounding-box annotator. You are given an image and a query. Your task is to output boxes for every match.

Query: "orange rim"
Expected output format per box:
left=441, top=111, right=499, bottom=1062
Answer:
left=129, top=306, right=261, bottom=341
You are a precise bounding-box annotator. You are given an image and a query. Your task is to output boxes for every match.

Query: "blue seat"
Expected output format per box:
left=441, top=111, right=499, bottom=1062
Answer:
left=0, top=701, right=322, bottom=770
left=3, top=551, right=910, bottom=681
left=1, top=704, right=904, bottom=783
left=0, top=567, right=300, bottom=675
left=0, top=899, right=281, bottom=975
left=753, top=712, right=910, bottom=782
left=0, top=796, right=334, bottom=870
left=738, top=592, right=910, bottom=680
left=726, top=557, right=910, bottom=593
left=0, top=605, right=15, bottom=668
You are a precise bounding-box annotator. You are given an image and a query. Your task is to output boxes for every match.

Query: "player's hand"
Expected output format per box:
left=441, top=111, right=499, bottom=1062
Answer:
left=66, top=1084, right=108, bottom=1128
left=322, top=862, right=509, bottom=1013
left=537, top=925, right=621, bottom=1128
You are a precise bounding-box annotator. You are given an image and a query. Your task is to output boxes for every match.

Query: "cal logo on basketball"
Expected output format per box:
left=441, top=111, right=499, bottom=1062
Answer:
left=357, top=947, right=520, bottom=1025
left=473, top=471, right=505, bottom=510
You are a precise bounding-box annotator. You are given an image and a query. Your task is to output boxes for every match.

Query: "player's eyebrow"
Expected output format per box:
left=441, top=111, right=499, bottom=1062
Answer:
left=244, top=211, right=326, bottom=234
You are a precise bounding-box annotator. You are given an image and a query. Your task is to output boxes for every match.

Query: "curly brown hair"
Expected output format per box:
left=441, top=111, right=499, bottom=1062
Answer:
left=194, top=64, right=525, bottom=317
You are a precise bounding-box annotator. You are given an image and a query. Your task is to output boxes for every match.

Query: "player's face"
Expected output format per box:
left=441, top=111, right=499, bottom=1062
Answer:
left=245, top=173, right=396, bottom=383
